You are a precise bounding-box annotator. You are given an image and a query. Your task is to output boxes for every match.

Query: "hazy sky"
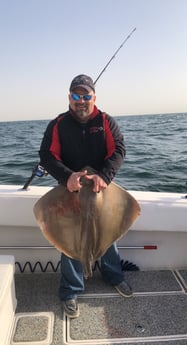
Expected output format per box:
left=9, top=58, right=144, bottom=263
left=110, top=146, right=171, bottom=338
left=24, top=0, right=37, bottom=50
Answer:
left=0, top=0, right=186, bottom=121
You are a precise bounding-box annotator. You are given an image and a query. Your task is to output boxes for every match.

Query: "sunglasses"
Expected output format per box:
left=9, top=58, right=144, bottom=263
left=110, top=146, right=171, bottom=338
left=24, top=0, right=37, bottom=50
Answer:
left=71, top=93, right=93, bottom=101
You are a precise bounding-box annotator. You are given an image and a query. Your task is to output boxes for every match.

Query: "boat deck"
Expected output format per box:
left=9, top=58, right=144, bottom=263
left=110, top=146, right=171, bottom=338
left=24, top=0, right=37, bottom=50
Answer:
left=13, top=267, right=187, bottom=345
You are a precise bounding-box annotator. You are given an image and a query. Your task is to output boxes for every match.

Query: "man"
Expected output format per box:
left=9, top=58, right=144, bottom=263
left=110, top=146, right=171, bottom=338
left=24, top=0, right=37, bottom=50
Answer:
left=39, top=74, right=132, bottom=318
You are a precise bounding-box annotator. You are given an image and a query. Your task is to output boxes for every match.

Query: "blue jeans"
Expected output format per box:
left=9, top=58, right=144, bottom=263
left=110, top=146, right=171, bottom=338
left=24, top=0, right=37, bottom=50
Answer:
left=59, top=242, right=124, bottom=301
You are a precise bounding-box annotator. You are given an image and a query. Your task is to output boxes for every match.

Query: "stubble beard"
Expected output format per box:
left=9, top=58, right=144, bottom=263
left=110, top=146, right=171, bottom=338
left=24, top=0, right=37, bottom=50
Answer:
left=74, top=106, right=90, bottom=122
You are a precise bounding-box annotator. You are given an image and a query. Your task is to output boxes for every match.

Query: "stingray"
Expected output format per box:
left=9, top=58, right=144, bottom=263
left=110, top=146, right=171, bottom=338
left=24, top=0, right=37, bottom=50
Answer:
left=33, top=172, right=140, bottom=278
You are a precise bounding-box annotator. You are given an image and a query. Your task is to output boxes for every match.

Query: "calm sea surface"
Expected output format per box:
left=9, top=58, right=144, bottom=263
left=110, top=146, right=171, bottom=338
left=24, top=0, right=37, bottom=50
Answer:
left=0, top=113, right=186, bottom=193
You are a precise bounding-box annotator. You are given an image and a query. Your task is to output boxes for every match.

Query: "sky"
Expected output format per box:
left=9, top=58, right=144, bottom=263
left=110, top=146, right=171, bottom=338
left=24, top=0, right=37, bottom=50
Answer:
left=0, top=0, right=186, bottom=121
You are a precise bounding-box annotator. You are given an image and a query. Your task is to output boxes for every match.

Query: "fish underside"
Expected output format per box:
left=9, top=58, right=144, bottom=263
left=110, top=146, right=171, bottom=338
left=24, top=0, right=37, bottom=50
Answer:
left=33, top=171, right=140, bottom=278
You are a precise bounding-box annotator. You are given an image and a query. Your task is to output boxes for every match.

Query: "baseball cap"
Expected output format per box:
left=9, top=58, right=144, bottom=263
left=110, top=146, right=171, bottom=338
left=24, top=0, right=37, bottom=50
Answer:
left=69, top=74, right=95, bottom=93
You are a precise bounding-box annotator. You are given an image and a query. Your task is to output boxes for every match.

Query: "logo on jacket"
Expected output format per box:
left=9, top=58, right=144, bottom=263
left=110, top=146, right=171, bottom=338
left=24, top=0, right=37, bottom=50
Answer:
left=89, top=126, right=104, bottom=134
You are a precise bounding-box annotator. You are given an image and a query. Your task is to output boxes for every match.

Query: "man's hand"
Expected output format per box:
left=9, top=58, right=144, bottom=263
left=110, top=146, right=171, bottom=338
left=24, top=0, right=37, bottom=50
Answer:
left=85, top=174, right=107, bottom=193
left=67, top=170, right=87, bottom=192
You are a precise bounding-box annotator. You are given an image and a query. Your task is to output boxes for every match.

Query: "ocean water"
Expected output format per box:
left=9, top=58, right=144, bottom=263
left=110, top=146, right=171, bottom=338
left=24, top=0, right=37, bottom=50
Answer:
left=0, top=113, right=186, bottom=193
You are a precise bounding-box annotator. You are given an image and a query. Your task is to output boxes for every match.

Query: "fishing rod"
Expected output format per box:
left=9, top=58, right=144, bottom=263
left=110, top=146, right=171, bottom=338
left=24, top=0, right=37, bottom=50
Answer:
left=22, top=28, right=136, bottom=190
left=94, top=27, right=136, bottom=85
left=22, top=164, right=48, bottom=190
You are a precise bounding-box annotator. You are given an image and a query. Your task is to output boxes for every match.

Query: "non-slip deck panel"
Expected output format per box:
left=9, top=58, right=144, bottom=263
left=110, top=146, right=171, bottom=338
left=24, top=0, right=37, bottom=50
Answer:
left=15, top=270, right=187, bottom=345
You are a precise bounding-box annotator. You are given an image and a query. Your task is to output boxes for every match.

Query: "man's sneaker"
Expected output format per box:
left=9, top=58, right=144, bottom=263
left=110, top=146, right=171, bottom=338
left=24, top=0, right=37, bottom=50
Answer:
left=114, top=280, right=133, bottom=297
left=62, top=299, right=80, bottom=318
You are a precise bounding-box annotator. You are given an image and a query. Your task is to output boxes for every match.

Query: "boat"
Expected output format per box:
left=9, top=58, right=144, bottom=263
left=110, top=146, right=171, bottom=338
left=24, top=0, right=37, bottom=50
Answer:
left=0, top=184, right=187, bottom=345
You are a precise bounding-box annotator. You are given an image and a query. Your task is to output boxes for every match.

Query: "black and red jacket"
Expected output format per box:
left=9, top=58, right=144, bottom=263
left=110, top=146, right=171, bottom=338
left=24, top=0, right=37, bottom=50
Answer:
left=39, top=105, right=126, bottom=185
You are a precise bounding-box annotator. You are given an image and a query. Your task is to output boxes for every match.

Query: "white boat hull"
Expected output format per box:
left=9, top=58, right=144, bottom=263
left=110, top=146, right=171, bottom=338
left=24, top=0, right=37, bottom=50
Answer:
left=0, top=185, right=186, bottom=271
